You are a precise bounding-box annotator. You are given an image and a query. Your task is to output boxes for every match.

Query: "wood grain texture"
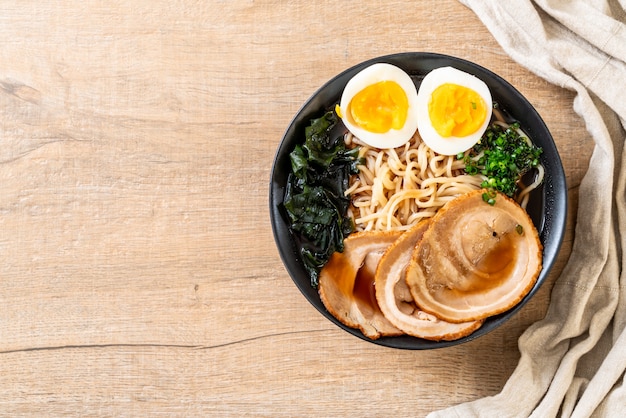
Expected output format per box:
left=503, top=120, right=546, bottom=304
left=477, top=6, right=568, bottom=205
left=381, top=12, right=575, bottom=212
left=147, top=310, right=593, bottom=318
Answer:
left=0, top=1, right=593, bottom=416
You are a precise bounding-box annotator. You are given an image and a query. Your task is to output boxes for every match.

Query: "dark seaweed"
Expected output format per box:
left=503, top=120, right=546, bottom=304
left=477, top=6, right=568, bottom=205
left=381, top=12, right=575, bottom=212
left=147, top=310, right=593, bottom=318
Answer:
left=283, top=111, right=361, bottom=287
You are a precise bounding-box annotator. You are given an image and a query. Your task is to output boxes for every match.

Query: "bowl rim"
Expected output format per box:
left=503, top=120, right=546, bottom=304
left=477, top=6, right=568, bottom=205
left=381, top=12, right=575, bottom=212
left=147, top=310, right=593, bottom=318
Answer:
left=269, top=52, right=567, bottom=350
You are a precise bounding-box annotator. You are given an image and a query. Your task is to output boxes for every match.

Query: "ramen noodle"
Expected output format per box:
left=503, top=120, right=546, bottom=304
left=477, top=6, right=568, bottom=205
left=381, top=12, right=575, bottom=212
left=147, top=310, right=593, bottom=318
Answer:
left=345, top=115, right=544, bottom=232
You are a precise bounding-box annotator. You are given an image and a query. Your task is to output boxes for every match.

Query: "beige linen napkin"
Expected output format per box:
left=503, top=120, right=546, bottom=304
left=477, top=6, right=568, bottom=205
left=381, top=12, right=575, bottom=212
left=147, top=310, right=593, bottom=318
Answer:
left=429, top=1, right=626, bottom=417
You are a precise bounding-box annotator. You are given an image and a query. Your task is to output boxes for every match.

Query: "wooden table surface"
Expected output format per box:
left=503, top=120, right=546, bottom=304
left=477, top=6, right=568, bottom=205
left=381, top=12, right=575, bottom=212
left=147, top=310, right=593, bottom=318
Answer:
left=0, top=1, right=594, bottom=416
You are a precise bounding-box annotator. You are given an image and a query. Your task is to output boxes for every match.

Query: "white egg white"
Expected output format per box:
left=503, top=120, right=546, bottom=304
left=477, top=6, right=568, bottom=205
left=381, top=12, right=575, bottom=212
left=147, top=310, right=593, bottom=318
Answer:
left=416, top=66, right=493, bottom=156
left=338, top=63, right=419, bottom=149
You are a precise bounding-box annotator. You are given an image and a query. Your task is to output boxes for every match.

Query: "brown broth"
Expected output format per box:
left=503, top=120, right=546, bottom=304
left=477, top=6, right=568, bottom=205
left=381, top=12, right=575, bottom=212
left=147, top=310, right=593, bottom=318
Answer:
left=352, top=256, right=384, bottom=315
left=468, top=232, right=517, bottom=293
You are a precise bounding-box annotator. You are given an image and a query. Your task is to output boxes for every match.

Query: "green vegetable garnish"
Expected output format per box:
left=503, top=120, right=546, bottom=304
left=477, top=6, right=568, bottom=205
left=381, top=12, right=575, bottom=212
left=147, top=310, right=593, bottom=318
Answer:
left=463, top=121, right=542, bottom=204
left=283, top=111, right=362, bottom=287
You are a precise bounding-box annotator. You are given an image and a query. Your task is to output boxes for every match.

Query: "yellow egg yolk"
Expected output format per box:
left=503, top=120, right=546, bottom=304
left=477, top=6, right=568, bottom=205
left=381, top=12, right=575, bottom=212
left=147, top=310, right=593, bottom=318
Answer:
left=346, top=81, right=409, bottom=133
left=428, top=83, right=487, bottom=137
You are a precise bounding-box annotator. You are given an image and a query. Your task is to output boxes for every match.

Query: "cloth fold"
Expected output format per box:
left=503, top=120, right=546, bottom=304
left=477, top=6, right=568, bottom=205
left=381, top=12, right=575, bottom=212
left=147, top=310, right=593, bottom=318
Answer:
left=428, top=1, right=626, bottom=417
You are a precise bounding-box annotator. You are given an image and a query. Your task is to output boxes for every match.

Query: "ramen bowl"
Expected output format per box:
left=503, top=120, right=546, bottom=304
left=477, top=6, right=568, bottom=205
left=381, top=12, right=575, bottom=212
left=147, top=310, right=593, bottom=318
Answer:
left=269, top=52, right=567, bottom=349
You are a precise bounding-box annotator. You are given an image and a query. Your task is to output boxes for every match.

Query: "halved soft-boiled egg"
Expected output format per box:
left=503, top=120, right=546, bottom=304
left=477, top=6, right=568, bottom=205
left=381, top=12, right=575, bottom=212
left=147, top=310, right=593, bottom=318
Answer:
left=416, top=66, right=493, bottom=155
left=336, top=63, right=419, bottom=149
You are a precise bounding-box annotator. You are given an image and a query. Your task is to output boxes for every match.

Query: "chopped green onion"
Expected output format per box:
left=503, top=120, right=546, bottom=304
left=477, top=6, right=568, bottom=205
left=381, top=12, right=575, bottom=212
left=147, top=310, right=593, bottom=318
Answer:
left=464, top=121, right=543, bottom=202
left=482, top=192, right=496, bottom=206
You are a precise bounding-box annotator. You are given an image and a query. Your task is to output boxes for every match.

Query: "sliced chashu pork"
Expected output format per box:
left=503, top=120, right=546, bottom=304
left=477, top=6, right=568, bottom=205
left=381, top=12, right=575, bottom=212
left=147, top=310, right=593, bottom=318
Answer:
left=405, top=190, right=543, bottom=323
left=319, top=230, right=403, bottom=340
left=375, top=220, right=483, bottom=340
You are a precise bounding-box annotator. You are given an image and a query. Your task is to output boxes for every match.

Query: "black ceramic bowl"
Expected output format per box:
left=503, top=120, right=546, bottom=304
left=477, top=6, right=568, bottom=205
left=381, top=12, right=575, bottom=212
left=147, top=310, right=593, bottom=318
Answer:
left=270, top=52, right=567, bottom=349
